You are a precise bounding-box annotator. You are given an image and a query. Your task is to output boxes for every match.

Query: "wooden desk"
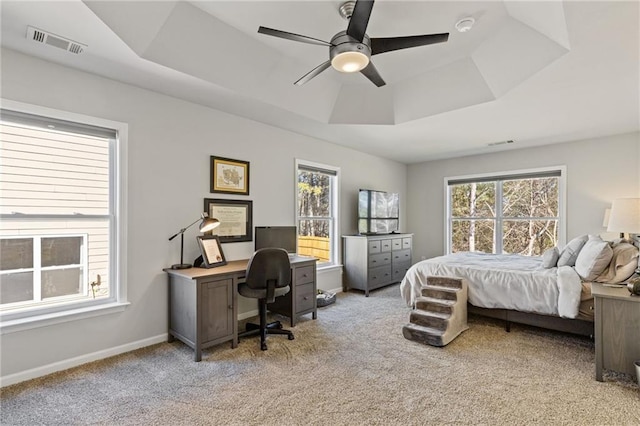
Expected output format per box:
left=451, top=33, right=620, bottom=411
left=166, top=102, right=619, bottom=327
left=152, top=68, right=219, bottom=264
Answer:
left=164, top=256, right=317, bottom=361
left=592, top=282, right=640, bottom=381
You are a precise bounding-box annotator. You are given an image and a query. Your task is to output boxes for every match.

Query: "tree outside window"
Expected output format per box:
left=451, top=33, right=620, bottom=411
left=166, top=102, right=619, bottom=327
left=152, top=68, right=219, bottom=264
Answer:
left=448, top=171, right=562, bottom=256
left=296, top=162, right=338, bottom=265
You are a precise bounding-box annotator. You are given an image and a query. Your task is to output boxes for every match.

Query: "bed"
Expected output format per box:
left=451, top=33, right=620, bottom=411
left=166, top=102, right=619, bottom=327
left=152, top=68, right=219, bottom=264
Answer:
left=400, top=237, right=639, bottom=337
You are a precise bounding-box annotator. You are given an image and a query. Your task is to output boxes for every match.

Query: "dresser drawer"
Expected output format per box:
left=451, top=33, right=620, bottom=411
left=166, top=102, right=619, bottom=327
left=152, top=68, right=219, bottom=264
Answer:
left=392, top=249, right=411, bottom=263
left=296, top=283, right=315, bottom=313
left=392, top=261, right=411, bottom=282
left=381, top=239, right=392, bottom=252
left=368, top=252, right=391, bottom=268
left=368, top=240, right=381, bottom=253
left=368, top=265, right=392, bottom=288
left=402, top=238, right=412, bottom=249
left=294, top=265, right=314, bottom=285
left=392, top=238, right=402, bottom=250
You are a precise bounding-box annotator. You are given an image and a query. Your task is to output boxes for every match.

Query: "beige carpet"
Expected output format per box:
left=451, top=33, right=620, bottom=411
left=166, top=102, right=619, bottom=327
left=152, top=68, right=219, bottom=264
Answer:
left=1, top=284, right=639, bottom=425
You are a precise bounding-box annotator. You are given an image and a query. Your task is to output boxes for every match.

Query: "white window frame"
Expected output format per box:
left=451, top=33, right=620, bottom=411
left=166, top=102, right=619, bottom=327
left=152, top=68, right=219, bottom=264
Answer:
left=295, top=159, right=340, bottom=269
left=0, top=234, right=89, bottom=308
left=0, top=99, right=129, bottom=334
left=444, top=166, right=566, bottom=254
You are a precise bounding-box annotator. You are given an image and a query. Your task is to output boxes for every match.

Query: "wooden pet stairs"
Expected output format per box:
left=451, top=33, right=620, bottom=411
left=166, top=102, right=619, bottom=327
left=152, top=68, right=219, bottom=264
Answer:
left=402, top=276, right=469, bottom=347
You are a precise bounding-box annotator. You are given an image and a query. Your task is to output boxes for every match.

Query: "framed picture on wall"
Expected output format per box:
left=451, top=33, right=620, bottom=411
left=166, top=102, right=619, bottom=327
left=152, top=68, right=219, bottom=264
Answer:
left=196, top=235, right=227, bottom=268
left=210, top=156, right=250, bottom=195
left=204, top=198, right=253, bottom=243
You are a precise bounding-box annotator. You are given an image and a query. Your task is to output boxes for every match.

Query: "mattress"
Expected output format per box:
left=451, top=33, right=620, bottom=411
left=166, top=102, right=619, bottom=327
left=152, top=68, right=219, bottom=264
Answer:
left=400, top=252, right=584, bottom=319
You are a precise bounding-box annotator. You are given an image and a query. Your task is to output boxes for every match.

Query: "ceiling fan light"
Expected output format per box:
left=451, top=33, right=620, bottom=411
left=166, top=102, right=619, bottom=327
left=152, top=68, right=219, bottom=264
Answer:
left=331, top=51, right=369, bottom=73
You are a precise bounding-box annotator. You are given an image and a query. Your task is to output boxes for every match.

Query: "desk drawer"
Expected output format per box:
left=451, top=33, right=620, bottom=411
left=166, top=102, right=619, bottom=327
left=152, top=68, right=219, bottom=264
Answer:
left=295, top=265, right=314, bottom=285
left=296, top=283, right=315, bottom=312
left=368, top=252, right=391, bottom=268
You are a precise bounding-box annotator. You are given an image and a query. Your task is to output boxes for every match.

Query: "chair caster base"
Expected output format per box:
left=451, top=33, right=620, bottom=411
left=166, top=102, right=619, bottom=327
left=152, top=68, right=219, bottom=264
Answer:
left=261, top=342, right=267, bottom=351
left=288, top=335, right=295, bottom=340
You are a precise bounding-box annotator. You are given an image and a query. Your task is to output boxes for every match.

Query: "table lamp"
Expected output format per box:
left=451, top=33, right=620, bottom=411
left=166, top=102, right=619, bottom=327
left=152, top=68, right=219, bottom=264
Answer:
left=607, top=198, right=640, bottom=238
left=169, top=212, right=220, bottom=269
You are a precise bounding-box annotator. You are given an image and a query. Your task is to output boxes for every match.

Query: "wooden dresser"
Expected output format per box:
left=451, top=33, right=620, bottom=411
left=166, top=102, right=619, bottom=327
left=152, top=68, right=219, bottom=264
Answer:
left=342, top=234, right=412, bottom=296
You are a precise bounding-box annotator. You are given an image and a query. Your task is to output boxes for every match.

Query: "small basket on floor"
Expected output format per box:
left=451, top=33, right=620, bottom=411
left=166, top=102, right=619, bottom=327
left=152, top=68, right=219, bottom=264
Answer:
left=316, top=290, right=336, bottom=307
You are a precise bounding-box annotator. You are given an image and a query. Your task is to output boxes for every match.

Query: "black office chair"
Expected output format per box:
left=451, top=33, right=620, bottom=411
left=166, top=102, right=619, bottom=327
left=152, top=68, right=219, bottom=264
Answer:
left=238, top=248, right=294, bottom=350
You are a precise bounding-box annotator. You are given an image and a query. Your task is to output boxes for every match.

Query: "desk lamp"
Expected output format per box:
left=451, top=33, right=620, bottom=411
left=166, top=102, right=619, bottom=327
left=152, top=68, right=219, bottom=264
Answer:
left=169, top=212, right=220, bottom=269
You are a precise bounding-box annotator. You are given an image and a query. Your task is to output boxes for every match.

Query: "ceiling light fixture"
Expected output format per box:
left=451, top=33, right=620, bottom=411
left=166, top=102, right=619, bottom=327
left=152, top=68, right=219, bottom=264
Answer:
left=329, top=31, right=371, bottom=73
left=455, top=17, right=475, bottom=33
left=331, top=51, right=369, bottom=73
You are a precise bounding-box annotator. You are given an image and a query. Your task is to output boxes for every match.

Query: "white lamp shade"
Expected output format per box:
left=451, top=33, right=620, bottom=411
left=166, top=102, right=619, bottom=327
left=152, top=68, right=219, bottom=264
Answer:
left=607, top=198, right=640, bottom=233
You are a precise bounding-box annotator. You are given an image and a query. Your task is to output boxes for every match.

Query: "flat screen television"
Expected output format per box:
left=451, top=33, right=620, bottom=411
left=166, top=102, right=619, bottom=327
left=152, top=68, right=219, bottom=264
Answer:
left=358, top=189, right=399, bottom=234
left=254, top=226, right=297, bottom=254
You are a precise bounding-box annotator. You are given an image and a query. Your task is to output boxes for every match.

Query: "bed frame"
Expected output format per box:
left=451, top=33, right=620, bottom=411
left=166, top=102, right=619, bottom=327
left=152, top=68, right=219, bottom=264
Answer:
left=468, top=304, right=594, bottom=337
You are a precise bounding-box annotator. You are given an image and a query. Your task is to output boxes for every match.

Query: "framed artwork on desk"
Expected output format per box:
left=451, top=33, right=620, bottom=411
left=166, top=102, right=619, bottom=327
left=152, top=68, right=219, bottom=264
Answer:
left=204, top=198, right=253, bottom=243
left=196, top=235, right=227, bottom=268
left=210, top=156, right=250, bottom=195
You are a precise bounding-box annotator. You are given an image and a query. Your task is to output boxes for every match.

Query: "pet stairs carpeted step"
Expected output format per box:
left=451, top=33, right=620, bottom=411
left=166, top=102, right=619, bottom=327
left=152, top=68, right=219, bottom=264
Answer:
left=421, top=285, right=459, bottom=301
left=409, top=310, right=450, bottom=330
left=426, top=276, right=464, bottom=290
left=403, top=276, right=469, bottom=347
left=415, top=296, right=456, bottom=315
left=402, top=323, right=447, bottom=347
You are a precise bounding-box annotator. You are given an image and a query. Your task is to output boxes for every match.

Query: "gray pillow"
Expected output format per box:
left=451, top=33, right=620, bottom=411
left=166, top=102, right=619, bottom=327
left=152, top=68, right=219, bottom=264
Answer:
left=574, top=235, right=614, bottom=281
left=557, top=235, right=588, bottom=267
left=541, top=247, right=559, bottom=268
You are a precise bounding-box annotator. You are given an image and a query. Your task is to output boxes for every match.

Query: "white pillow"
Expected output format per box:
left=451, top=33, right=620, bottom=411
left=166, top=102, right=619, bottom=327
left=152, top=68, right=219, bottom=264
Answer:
left=574, top=235, right=614, bottom=281
left=557, top=235, right=588, bottom=267
left=541, top=247, right=559, bottom=268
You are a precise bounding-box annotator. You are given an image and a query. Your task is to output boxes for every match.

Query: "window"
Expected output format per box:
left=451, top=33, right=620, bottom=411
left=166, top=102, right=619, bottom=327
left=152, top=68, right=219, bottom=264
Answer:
left=296, top=160, right=339, bottom=267
left=0, top=104, right=127, bottom=328
left=446, top=167, right=565, bottom=256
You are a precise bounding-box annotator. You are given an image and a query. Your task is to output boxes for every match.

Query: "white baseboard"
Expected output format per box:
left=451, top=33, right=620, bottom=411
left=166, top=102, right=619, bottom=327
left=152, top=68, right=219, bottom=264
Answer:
left=0, top=334, right=167, bottom=388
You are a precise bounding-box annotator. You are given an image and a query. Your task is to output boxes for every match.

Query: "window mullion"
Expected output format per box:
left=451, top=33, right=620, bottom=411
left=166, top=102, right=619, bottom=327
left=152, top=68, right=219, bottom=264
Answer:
left=33, top=237, right=42, bottom=302
left=495, top=182, right=503, bottom=254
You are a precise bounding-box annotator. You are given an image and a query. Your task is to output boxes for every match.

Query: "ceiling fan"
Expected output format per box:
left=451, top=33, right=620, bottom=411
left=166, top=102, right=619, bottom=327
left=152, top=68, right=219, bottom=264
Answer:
left=257, top=0, right=449, bottom=87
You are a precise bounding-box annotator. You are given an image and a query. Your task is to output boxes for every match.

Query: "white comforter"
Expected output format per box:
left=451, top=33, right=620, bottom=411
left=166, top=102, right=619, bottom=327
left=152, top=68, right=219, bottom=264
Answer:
left=400, top=252, right=583, bottom=319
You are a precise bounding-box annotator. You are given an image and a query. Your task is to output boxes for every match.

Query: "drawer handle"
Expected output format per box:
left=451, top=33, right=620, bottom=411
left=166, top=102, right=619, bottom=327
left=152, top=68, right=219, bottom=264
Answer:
left=228, top=305, right=232, bottom=310
left=372, top=260, right=376, bottom=263
left=303, top=296, right=308, bottom=300
left=302, top=274, right=308, bottom=278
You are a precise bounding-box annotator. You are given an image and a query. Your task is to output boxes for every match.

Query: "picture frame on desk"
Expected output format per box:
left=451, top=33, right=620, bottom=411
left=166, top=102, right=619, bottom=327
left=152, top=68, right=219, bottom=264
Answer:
left=196, top=235, right=227, bottom=268
left=210, top=156, right=250, bottom=195
left=204, top=198, right=253, bottom=243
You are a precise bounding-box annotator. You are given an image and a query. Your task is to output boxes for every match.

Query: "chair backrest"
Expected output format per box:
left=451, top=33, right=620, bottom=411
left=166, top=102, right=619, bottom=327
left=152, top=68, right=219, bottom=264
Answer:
left=245, top=248, right=291, bottom=291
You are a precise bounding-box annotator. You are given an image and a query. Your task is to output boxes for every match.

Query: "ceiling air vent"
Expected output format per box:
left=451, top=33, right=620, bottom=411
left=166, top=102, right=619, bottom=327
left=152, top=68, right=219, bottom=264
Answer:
left=26, top=26, right=86, bottom=54
left=487, top=140, right=514, bottom=147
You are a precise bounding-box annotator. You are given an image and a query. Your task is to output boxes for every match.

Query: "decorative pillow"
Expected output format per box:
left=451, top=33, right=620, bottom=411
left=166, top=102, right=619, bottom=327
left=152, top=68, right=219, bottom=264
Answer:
left=541, top=247, right=559, bottom=268
left=557, top=234, right=588, bottom=267
left=595, top=242, right=639, bottom=283
left=574, top=235, right=614, bottom=281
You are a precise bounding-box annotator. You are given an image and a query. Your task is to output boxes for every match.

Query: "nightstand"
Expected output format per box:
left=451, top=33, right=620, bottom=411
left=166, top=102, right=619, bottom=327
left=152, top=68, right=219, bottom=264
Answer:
left=592, top=282, right=640, bottom=381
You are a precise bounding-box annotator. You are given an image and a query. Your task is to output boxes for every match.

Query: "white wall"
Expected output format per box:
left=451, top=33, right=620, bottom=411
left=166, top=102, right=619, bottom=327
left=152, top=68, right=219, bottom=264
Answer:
left=407, top=132, right=640, bottom=261
left=0, top=48, right=407, bottom=382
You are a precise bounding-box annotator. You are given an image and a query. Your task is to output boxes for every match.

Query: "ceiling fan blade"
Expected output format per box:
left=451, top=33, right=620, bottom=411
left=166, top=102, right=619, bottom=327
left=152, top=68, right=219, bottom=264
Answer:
left=346, top=0, right=374, bottom=42
left=370, top=33, right=449, bottom=55
left=294, top=60, right=332, bottom=86
left=258, top=26, right=332, bottom=47
left=360, top=61, right=386, bottom=87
